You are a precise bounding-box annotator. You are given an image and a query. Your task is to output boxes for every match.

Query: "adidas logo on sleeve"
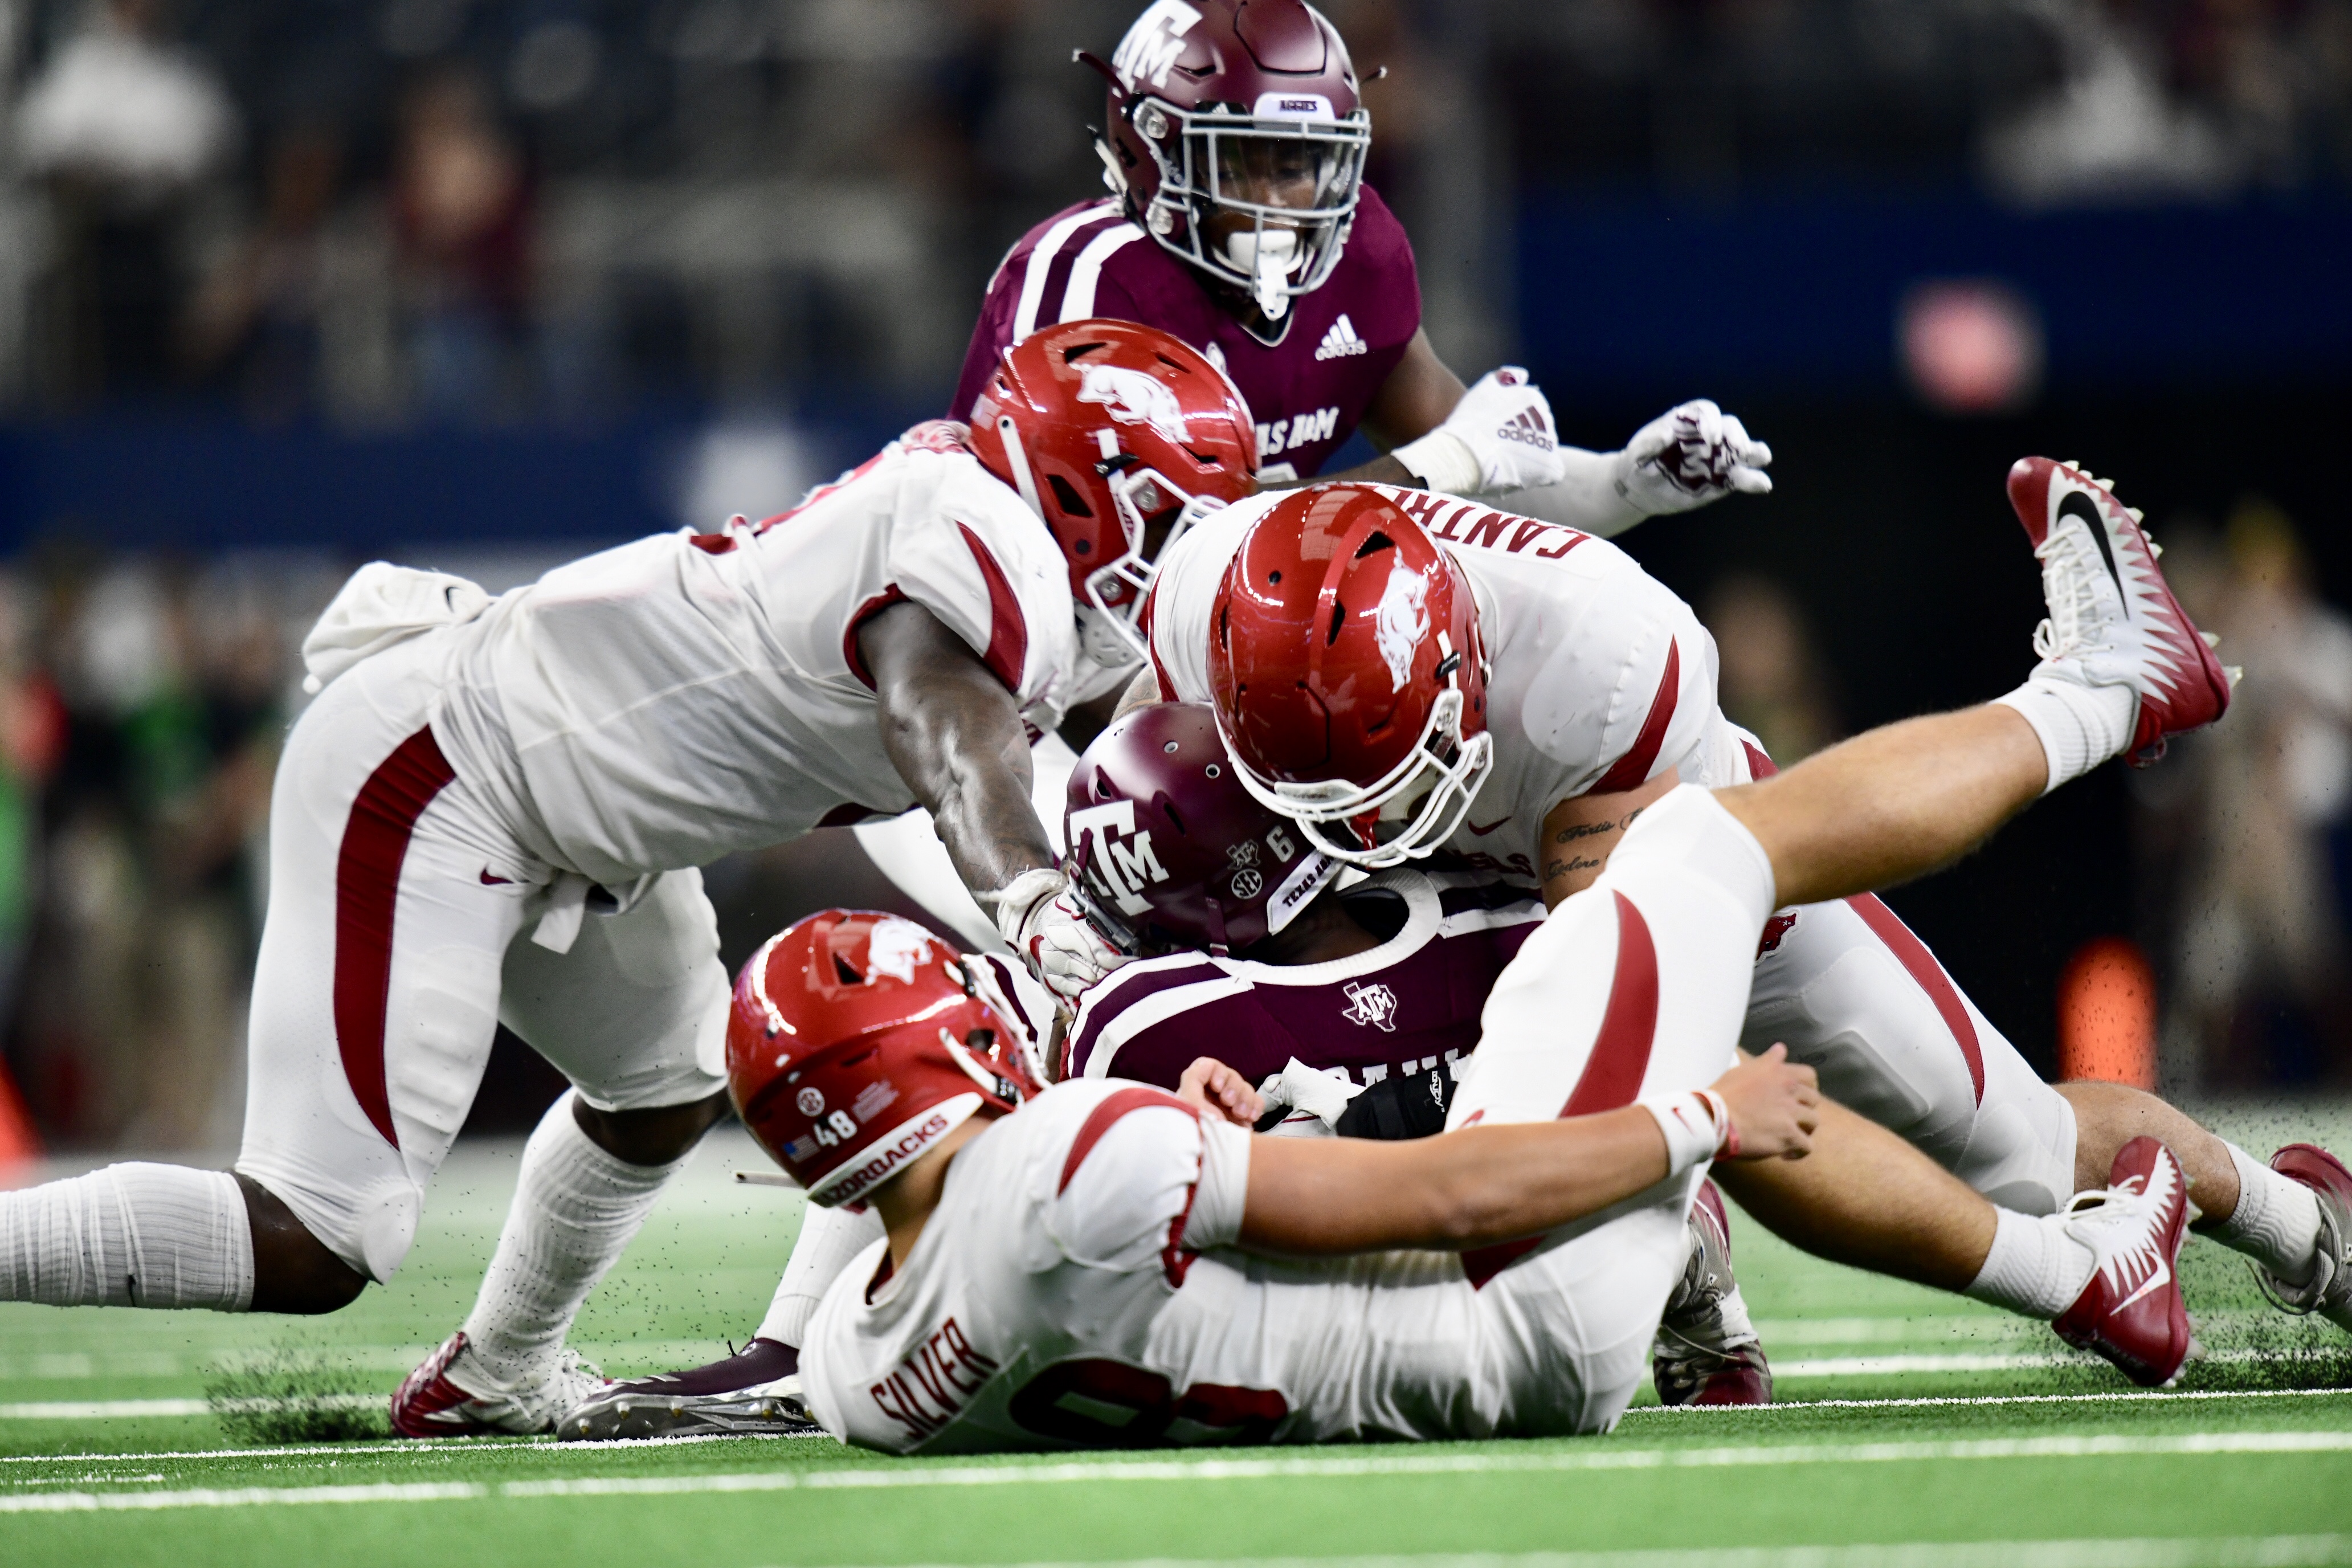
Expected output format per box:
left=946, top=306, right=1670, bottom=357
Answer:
left=1314, top=314, right=1370, bottom=361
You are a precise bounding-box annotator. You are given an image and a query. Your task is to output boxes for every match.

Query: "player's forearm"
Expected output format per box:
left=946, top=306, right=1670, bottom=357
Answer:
left=1280, top=453, right=1418, bottom=491
left=863, top=606, right=1056, bottom=893
left=1714, top=704, right=2047, bottom=910
left=1501, top=449, right=1645, bottom=538
left=1238, top=1112, right=1669, bottom=1256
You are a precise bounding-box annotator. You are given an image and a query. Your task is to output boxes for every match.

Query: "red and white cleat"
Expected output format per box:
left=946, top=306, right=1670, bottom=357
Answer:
left=2253, top=1144, right=2352, bottom=1334
left=2005, top=458, right=2236, bottom=766
left=2052, top=1136, right=2195, bottom=1387
left=390, top=1331, right=609, bottom=1438
left=1652, top=1179, right=1773, bottom=1406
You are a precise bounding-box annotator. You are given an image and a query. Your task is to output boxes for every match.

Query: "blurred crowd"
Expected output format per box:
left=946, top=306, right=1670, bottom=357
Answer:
left=0, top=0, right=2346, bottom=1148
left=2, top=0, right=2349, bottom=420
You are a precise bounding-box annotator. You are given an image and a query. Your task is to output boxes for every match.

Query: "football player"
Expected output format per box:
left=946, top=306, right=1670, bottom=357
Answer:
left=710, top=582, right=2232, bottom=1452
left=1139, top=457, right=2352, bottom=1341
left=861, top=0, right=1774, bottom=945
left=0, top=321, right=1248, bottom=1438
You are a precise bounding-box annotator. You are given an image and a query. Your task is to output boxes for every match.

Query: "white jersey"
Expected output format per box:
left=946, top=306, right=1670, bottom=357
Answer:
left=428, top=431, right=1084, bottom=886
left=1146, top=487, right=1747, bottom=882
left=800, top=1076, right=1596, bottom=1453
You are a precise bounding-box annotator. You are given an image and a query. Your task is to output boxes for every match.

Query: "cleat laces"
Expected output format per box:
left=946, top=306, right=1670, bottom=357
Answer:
left=2063, top=1156, right=2180, bottom=1302
left=2030, top=525, right=2116, bottom=666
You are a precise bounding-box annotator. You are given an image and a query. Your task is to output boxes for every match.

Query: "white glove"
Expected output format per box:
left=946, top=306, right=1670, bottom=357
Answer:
left=1393, top=368, right=1566, bottom=496
left=1611, top=399, right=1773, bottom=517
left=988, top=868, right=1129, bottom=1001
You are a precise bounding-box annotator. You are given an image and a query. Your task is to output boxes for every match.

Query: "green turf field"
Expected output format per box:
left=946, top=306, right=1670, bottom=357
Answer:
left=7, top=1104, right=2351, bottom=1568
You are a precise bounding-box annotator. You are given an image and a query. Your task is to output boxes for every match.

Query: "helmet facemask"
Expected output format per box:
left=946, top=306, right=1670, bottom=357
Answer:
left=1128, top=97, right=1369, bottom=324
left=1219, top=647, right=1496, bottom=869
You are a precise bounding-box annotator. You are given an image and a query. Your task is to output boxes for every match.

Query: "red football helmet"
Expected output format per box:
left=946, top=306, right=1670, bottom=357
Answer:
left=1208, top=485, right=1492, bottom=867
left=967, top=318, right=1257, bottom=661
left=1081, top=0, right=1371, bottom=324
left=726, top=910, right=1043, bottom=1209
left=1066, top=702, right=1341, bottom=956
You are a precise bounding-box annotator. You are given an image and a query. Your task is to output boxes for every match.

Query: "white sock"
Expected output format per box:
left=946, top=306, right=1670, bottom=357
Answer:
left=460, top=1093, right=686, bottom=1389
left=753, top=1201, right=885, bottom=1348
left=1992, top=677, right=2136, bottom=794
left=0, top=1164, right=254, bottom=1310
left=2210, top=1142, right=2324, bottom=1288
left=1964, top=1206, right=2097, bottom=1319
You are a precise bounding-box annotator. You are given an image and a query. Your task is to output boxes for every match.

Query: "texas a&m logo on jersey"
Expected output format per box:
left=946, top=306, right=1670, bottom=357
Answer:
left=1341, top=981, right=1399, bottom=1033
left=1069, top=800, right=1171, bottom=917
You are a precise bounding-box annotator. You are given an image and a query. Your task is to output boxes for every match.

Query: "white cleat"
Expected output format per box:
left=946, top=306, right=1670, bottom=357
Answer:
left=390, top=1331, right=610, bottom=1438
left=2004, top=458, right=2234, bottom=766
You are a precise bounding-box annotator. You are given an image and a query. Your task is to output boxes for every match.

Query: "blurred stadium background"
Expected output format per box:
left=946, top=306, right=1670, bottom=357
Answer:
left=0, top=0, right=2345, bottom=1163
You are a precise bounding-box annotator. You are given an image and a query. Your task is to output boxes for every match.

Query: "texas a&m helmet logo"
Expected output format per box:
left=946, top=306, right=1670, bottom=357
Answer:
left=1068, top=799, right=1170, bottom=917
left=1110, top=0, right=1202, bottom=91
left=1341, top=981, right=1399, bottom=1033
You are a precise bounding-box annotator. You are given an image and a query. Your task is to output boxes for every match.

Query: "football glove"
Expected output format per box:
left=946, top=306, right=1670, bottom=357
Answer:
left=1395, top=368, right=1566, bottom=496
left=1612, top=399, right=1773, bottom=516
left=989, top=868, right=1129, bottom=1001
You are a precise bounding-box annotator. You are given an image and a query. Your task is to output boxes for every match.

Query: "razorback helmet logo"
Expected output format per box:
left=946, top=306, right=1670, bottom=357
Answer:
left=966, top=319, right=1254, bottom=661
left=1077, top=362, right=1191, bottom=442
left=1207, top=485, right=1494, bottom=868
left=726, top=911, right=1040, bottom=1208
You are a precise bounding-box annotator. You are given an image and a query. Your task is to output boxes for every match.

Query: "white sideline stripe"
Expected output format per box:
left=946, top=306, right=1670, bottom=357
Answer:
left=6, top=1430, right=2352, bottom=1512
left=1628, top=1386, right=2352, bottom=1415
left=0, top=1395, right=379, bottom=1420
left=741, top=1543, right=2352, bottom=1568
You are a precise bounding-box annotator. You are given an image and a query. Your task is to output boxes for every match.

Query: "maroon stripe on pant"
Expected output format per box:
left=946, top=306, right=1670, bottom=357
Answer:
left=1463, top=891, right=1661, bottom=1289
left=333, top=727, right=457, bottom=1148
left=1845, top=893, right=1985, bottom=1106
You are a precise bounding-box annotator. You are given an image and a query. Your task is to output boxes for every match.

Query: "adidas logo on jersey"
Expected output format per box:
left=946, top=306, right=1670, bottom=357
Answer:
left=1496, top=407, right=1554, bottom=452
left=1314, top=314, right=1370, bottom=361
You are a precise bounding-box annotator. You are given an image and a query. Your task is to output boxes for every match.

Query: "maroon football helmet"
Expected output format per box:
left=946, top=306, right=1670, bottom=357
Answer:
left=727, top=911, right=1042, bottom=1209
left=1081, top=0, right=1371, bottom=325
left=1065, top=703, right=1341, bottom=956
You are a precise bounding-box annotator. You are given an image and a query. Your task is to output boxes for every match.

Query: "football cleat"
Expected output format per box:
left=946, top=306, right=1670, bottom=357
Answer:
left=559, top=1337, right=824, bottom=1442
left=2006, top=458, right=2235, bottom=766
left=1652, top=1179, right=1773, bottom=1406
left=2251, top=1144, right=2352, bottom=1335
left=2052, top=1136, right=2194, bottom=1387
left=390, top=1331, right=609, bottom=1438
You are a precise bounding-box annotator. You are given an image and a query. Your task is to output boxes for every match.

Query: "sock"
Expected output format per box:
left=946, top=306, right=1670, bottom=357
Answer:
left=1964, top=1207, right=2097, bottom=1319
left=1992, top=677, right=2135, bottom=794
left=460, top=1092, right=686, bottom=1389
left=753, top=1200, right=885, bottom=1348
left=2210, top=1142, right=2324, bottom=1288
left=0, top=1164, right=253, bottom=1310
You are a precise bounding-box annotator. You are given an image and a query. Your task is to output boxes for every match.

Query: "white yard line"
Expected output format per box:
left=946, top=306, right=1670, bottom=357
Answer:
left=749, top=1542, right=2352, bottom=1568
left=5, top=1430, right=2352, bottom=1512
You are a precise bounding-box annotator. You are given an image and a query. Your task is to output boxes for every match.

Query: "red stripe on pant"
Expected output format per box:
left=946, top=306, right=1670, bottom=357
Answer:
left=333, top=728, right=458, bottom=1148
left=1463, top=892, right=1660, bottom=1288
left=1745, top=739, right=1984, bottom=1105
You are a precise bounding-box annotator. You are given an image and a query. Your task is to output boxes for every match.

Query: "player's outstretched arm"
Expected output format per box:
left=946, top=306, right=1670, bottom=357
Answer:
left=1235, top=1050, right=1818, bottom=1257
left=1714, top=704, right=2048, bottom=912
left=860, top=601, right=1055, bottom=896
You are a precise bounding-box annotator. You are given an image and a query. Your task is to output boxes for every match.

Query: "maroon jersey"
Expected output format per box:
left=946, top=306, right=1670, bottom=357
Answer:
left=949, top=186, right=1421, bottom=483
left=1062, top=869, right=1541, bottom=1097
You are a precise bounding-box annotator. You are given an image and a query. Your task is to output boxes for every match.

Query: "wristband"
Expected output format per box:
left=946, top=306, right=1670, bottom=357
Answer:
left=1391, top=428, right=1483, bottom=496
left=1640, top=1089, right=1737, bottom=1178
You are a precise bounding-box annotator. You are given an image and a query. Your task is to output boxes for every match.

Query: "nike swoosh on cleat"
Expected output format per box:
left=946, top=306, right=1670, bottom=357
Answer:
left=2114, top=1251, right=2172, bottom=1312
left=2058, top=490, right=2128, bottom=615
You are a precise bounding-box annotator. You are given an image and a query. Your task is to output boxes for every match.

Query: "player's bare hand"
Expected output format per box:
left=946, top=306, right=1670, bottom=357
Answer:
left=1711, top=1044, right=1818, bottom=1161
left=1178, top=1057, right=1265, bottom=1128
